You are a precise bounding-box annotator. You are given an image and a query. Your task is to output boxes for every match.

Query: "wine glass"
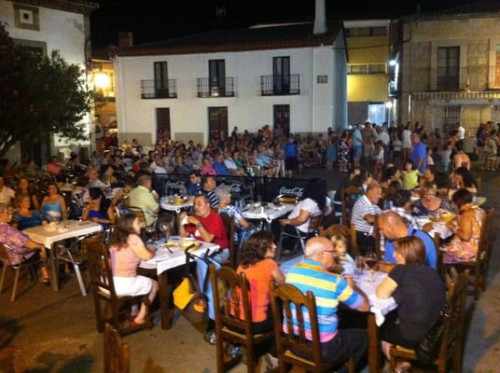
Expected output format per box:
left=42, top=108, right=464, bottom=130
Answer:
left=364, top=252, right=378, bottom=282
left=143, top=226, right=156, bottom=246
left=157, top=221, right=171, bottom=239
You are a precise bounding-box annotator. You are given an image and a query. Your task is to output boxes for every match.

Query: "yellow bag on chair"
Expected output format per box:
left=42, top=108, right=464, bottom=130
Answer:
left=173, top=277, right=196, bottom=310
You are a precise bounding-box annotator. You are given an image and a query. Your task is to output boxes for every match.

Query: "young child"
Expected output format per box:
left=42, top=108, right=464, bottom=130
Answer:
left=330, top=233, right=355, bottom=275
left=426, top=147, right=435, bottom=167
left=440, top=143, right=452, bottom=172
left=373, top=140, right=385, bottom=180
left=402, top=160, right=420, bottom=190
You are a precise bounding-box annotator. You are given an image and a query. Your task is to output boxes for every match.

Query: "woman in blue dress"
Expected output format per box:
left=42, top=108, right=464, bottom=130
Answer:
left=40, top=182, right=67, bottom=222
left=82, top=187, right=116, bottom=229
left=12, top=193, right=45, bottom=230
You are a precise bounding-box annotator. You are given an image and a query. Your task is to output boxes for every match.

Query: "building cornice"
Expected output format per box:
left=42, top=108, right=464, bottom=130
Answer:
left=7, top=0, right=99, bottom=15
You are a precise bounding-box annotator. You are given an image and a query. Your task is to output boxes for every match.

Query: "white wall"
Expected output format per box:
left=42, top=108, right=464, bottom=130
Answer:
left=115, top=43, right=343, bottom=145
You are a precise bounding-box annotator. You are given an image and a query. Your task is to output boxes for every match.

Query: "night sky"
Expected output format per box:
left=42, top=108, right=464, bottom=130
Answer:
left=90, top=0, right=479, bottom=47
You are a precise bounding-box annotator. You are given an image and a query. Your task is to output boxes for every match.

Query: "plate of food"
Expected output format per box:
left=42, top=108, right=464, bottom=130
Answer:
left=180, top=240, right=201, bottom=251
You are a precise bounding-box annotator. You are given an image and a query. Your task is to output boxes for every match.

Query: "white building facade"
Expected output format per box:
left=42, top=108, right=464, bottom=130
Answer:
left=113, top=22, right=348, bottom=147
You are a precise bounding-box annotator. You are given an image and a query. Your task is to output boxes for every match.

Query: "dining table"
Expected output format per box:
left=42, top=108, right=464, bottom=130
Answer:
left=241, top=202, right=294, bottom=230
left=139, top=236, right=220, bottom=330
left=160, top=196, right=194, bottom=213
left=23, top=220, right=103, bottom=291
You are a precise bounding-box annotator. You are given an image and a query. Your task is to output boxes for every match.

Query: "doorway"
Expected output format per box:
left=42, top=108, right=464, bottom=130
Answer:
left=208, top=107, right=228, bottom=143
left=273, top=105, right=290, bottom=136
left=156, top=108, right=171, bottom=143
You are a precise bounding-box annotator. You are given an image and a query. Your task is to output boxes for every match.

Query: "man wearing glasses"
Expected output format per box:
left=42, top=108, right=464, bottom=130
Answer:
left=285, top=236, right=369, bottom=371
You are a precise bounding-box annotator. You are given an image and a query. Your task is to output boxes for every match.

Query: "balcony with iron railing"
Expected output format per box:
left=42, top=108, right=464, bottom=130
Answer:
left=196, top=77, right=235, bottom=98
left=260, top=74, right=300, bottom=96
left=140, top=79, right=177, bottom=99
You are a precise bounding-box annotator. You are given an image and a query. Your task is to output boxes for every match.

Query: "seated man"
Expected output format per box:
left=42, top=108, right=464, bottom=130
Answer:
left=0, top=203, right=50, bottom=284
left=178, top=194, right=229, bottom=263
left=202, top=176, right=219, bottom=208
left=377, top=211, right=437, bottom=269
left=186, top=170, right=202, bottom=196
left=350, top=182, right=382, bottom=252
left=223, top=151, right=246, bottom=176
left=127, top=173, right=159, bottom=226
left=212, top=152, right=230, bottom=176
left=387, top=189, right=418, bottom=229
left=285, top=236, right=369, bottom=370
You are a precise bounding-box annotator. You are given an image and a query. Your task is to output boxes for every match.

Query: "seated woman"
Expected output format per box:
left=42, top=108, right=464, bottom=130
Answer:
left=215, top=185, right=256, bottom=247
left=40, top=182, right=67, bottom=222
left=82, top=187, right=116, bottom=230
left=376, top=236, right=446, bottom=373
left=15, top=176, right=40, bottom=211
left=279, top=178, right=325, bottom=256
left=380, top=166, right=402, bottom=190
left=413, top=182, right=453, bottom=217
left=0, top=203, right=50, bottom=285
left=449, top=167, right=478, bottom=198
left=108, top=214, right=159, bottom=325
left=453, top=140, right=471, bottom=170
left=11, top=193, right=45, bottom=230
left=236, top=230, right=285, bottom=333
left=443, top=189, right=485, bottom=263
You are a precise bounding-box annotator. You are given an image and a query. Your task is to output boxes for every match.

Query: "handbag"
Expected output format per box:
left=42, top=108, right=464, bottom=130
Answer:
left=172, top=250, right=210, bottom=325
left=415, top=302, right=449, bottom=364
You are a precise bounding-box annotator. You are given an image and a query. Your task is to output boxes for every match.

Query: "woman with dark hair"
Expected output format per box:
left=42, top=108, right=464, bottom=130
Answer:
left=236, top=230, right=285, bottom=333
left=40, top=182, right=67, bottom=222
left=380, top=166, right=402, bottom=189
left=376, top=236, right=446, bottom=373
left=453, top=139, right=471, bottom=170
left=82, top=187, right=116, bottom=229
left=451, top=167, right=478, bottom=196
left=279, top=178, right=325, bottom=255
left=443, top=189, right=485, bottom=263
left=109, top=214, right=158, bottom=325
left=15, top=176, right=40, bottom=211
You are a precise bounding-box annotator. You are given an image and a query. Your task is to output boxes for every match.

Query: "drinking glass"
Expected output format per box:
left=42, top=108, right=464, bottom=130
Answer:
left=364, top=252, right=378, bottom=282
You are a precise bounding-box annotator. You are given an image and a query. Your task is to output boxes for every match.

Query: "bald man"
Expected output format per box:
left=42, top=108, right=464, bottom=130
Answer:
left=285, top=236, right=369, bottom=370
left=351, top=182, right=383, bottom=252
left=377, top=211, right=437, bottom=269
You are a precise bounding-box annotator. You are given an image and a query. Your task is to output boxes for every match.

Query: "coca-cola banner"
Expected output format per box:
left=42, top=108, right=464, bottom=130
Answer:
left=215, top=176, right=254, bottom=200
left=264, top=178, right=326, bottom=201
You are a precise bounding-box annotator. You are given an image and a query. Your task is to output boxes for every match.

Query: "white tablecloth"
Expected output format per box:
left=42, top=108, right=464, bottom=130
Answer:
left=140, top=236, right=220, bottom=275
left=241, top=203, right=294, bottom=221
left=415, top=217, right=454, bottom=239
left=160, top=198, right=193, bottom=212
left=23, top=220, right=103, bottom=248
left=355, top=270, right=398, bottom=326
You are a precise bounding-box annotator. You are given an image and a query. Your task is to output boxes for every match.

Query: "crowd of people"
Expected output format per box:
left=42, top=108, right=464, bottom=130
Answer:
left=0, top=119, right=492, bottom=372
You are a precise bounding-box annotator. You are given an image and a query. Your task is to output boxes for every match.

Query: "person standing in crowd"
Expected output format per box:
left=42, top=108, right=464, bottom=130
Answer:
left=410, top=130, right=427, bottom=173
left=283, top=135, right=298, bottom=178
left=285, top=236, right=369, bottom=371
left=352, top=124, right=363, bottom=169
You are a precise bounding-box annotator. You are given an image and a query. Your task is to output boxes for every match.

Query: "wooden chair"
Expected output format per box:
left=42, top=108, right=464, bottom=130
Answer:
left=340, top=186, right=363, bottom=228
left=104, top=322, right=130, bottom=373
left=219, top=212, right=236, bottom=268
left=0, top=243, right=42, bottom=302
left=447, top=208, right=495, bottom=299
left=127, top=205, right=157, bottom=229
left=277, top=214, right=323, bottom=261
left=209, top=263, right=274, bottom=373
left=86, top=232, right=152, bottom=335
left=269, top=282, right=355, bottom=373
left=389, top=273, right=469, bottom=373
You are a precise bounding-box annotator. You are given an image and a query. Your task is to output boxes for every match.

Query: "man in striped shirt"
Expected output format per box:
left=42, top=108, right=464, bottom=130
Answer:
left=351, top=182, right=383, bottom=253
left=286, top=237, right=369, bottom=370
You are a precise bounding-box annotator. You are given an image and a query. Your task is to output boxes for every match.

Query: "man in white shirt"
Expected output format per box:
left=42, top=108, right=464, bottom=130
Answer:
left=457, top=122, right=465, bottom=140
left=351, top=182, right=382, bottom=254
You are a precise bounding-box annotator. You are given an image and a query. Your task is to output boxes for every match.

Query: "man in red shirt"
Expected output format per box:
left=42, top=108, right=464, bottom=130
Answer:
left=179, top=194, right=228, bottom=263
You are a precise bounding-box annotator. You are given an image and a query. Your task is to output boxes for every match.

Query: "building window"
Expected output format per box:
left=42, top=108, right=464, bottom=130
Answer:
left=154, top=61, right=169, bottom=97
left=209, top=59, right=226, bottom=96
left=13, top=39, right=46, bottom=57
left=437, top=46, right=459, bottom=91
left=317, top=75, right=328, bottom=84
left=347, top=64, right=386, bottom=75
left=345, top=26, right=387, bottom=37
left=14, top=4, right=40, bottom=31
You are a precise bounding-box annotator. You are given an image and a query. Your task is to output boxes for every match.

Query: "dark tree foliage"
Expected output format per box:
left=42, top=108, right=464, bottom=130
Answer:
left=0, top=23, right=93, bottom=158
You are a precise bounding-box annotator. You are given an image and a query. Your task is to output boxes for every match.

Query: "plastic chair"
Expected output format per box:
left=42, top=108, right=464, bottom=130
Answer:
left=209, top=263, right=274, bottom=373
left=388, top=273, right=469, bottom=373
left=269, top=282, right=355, bottom=373
left=277, top=214, right=323, bottom=261
left=86, top=232, right=152, bottom=335
left=104, top=322, right=130, bottom=373
left=0, top=243, right=42, bottom=302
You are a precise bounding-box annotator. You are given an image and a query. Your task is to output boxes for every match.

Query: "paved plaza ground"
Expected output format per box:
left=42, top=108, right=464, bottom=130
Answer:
left=0, top=165, right=499, bottom=372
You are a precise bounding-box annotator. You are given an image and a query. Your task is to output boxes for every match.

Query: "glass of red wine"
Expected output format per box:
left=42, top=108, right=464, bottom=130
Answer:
left=364, top=252, right=378, bottom=282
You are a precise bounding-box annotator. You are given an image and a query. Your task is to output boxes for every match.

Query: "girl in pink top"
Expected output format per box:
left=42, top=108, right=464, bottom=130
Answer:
left=109, top=214, right=158, bottom=325
left=236, top=231, right=285, bottom=333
